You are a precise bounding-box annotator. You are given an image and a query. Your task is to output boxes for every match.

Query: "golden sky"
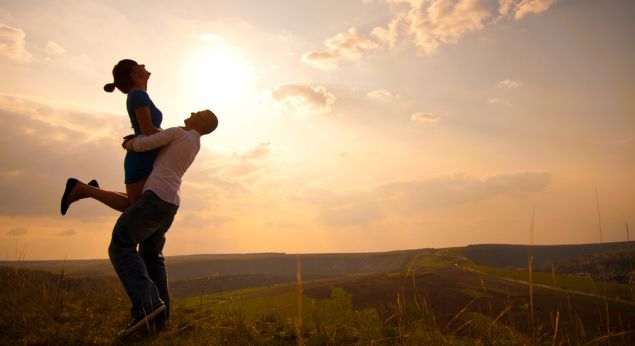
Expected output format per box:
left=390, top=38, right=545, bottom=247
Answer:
left=1, top=0, right=634, bottom=259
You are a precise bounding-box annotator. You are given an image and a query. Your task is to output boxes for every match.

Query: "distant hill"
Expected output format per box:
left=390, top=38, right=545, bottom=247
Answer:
left=4, top=241, right=632, bottom=285
left=463, top=241, right=635, bottom=269
left=165, top=250, right=426, bottom=280
left=0, top=249, right=427, bottom=281
left=0, top=258, right=115, bottom=276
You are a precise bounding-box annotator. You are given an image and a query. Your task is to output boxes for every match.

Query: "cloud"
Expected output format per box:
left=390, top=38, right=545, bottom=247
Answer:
left=295, top=189, right=383, bottom=228
left=223, top=161, right=261, bottom=178
left=319, top=203, right=384, bottom=228
left=45, top=41, right=65, bottom=55
left=305, top=0, right=560, bottom=67
left=498, top=0, right=516, bottom=17
left=200, top=33, right=224, bottom=43
left=487, top=98, right=512, bottom=107
left=378, top=171, right=552, bottom=210
left=367, top=89, right=398, bottom=100
left=411, top=112, right=440, bottom=124
left=304, top=0, right=493, bottom=65
left=0, top=22, right=32, bottom=62
left=57, top=229, right=76, bottom=236
left=179, top=144, right=268, bottom=207
left=0, top=9, right=11, bottom=23
left=234, top=142, right=271, bottom=160
left=514, top=0, right=558, bottom=19
left=302, top=27, right=381, bottom=69
left=0, top=94, right=128, bottom=217
left=67, top=54, right=92, bottom=71
left=298, top=171, right=551, bottom=227
left=405, top=0, right=493, bottom=54
left=221, top=143, right=271, bottom=178
left=495, top=0, right=559, bottom=20
left=371, top=11, right=407, bottom=47
left=182, top=169, right=249, bottom=203
left=266, top=220, right=301, bottom=229
left=497, top=79, right=522, bottom=88
left=175, top=211, right=234, bottom=229
left=7, top=227, right=28, bottom=236
left=266, top=82, right=336, bottom=115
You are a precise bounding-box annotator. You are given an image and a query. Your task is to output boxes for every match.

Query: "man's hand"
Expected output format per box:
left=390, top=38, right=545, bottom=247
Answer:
left=122, top=134, right=135, bottom=151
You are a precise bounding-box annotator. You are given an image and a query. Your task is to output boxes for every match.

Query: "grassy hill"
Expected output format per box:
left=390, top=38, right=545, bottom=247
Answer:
left=2, top=245, right=635, bottom=345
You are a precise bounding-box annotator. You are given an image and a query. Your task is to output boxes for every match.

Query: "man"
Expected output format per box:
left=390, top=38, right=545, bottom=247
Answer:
left=110, top=109, right=218, bottom=336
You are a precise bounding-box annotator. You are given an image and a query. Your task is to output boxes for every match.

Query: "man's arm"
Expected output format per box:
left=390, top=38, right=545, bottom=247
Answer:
left=125, top=127, right=181, bottom=152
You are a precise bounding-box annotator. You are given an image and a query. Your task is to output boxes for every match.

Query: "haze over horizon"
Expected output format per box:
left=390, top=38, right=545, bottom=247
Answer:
left=1, top=0, right=633, bottom=260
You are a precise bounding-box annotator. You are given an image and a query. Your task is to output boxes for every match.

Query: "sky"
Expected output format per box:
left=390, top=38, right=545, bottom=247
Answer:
left=1, top=0, right=634, bottom=260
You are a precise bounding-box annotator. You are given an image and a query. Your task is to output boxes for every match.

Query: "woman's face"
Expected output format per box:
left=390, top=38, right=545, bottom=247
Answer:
left=130, top=64, right=151, bottom=83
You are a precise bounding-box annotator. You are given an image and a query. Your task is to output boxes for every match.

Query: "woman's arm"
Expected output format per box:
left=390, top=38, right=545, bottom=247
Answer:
left=135, top=107, right=161, bottom=135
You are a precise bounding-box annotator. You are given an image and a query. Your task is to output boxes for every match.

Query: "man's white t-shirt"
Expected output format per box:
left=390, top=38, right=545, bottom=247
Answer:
left=132, top=127, right=201, bottom=206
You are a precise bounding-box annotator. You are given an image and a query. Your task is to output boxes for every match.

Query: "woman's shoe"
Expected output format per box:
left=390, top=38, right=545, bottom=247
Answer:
left=60, top=178, right=79, bottom=215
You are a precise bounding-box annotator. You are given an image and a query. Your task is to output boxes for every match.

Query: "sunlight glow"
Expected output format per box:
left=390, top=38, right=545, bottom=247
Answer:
left=183, top=44, right=251, bottom=111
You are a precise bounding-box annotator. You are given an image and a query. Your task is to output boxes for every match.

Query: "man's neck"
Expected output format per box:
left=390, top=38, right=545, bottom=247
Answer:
left=181, top=125, right=202, bottom=135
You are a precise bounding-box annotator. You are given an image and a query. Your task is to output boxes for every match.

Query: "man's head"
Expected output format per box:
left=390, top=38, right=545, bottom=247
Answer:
left=185, top=110, right=218, bottom=135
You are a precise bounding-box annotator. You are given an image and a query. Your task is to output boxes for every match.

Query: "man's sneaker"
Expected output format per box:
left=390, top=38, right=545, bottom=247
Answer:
left=117, top=302, right=167, bottom=337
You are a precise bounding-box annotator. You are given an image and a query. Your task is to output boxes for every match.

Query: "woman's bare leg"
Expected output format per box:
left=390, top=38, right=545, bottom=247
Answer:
left=68, top=181, right=130, bottom=212
left=66, top=178, right=147, bottom=213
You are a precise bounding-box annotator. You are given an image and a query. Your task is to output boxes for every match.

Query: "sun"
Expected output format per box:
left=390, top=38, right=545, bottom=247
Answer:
left=183, top=44, right=250, bottom=111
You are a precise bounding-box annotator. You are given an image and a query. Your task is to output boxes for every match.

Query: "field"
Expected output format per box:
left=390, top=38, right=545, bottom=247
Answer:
left=1, top=244, right=635, bottom=345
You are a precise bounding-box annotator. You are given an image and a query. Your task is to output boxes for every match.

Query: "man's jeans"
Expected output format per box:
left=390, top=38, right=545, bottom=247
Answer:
left=108, top=190, right=178, bottom=320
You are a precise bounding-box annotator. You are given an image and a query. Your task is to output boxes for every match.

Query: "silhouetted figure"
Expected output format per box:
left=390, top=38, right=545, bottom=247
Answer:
left=62, top=110, right=218, bottom=336
left=61, top=59, right=163, bottom=215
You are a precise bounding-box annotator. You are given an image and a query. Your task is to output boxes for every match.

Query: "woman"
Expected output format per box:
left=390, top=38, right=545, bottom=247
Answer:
left=61, top=59, right=162, bottom=214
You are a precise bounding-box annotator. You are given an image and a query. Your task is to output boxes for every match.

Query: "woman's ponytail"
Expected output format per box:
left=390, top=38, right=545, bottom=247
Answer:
left=104, top=83, right=116, bottom=93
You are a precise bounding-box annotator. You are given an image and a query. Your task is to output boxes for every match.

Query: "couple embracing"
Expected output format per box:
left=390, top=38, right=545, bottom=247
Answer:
left=60, top=59, right=218, bottom=336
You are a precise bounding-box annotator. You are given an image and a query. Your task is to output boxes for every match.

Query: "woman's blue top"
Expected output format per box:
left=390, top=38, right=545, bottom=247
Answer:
left=124, top=90, right=163, bottom=184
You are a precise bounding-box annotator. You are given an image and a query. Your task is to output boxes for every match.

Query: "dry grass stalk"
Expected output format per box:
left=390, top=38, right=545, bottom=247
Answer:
left=604, top=299, right=611, bottom=346
left=396, top=290, right=405, bottom=342
left=506, top=288, right=516, bottom=333
left=528, top=208, right=536, bottom=345
left=199, top=274, right=213, bottom=311
left=453, top=318, right=474, bottom=334
left=53, top=256, right=67, bottom=320
left=480, top=273, right=495, bottom=340
left=295, top=254, right=304, bottom=346
left=595, top=189, right=604, bottom=243
left=585, top=330, right=635, bottom=345
left=627, top=223, right=635, bottom=300
left=443, top=299, right=474, bottom=332
left=576, top=314, right=587, bottom=339
left=552, top=309, right=560, bottom=346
